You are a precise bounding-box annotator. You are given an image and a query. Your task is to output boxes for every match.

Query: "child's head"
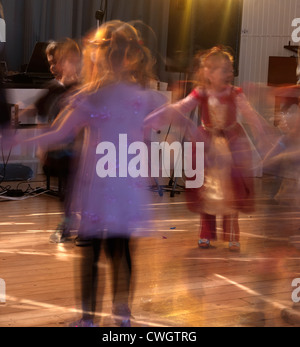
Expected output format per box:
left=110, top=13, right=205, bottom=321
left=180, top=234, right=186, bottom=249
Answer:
left=56, top=38, right=82, bottom=86
left=194, top=46, right=234, bottom=91
left=46, top=41, right=61, bottom=78
left=81, top=20, right=155, bottom=90
left=46, top=39, right=81, bottom=83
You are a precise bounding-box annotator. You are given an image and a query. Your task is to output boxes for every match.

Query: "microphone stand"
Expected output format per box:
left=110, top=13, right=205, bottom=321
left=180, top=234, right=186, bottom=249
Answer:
left=95, top=9, right=105, bottom=28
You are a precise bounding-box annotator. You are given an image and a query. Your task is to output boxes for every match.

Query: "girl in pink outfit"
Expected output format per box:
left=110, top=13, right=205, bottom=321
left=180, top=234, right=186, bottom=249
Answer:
left=15, top=21, right=167, bottom=327
left=145, top=47, right=275, bottom=252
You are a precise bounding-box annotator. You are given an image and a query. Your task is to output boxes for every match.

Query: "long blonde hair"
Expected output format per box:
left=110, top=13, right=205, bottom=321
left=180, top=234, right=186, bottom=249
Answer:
left=80, top=20, right=156, bottom=92
left=192, top=46, right=234, bottom=88
left=0, top=3, right=4, bottom=20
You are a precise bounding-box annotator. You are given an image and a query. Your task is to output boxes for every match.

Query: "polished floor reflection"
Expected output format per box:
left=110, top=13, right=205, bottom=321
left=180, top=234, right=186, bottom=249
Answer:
left=1, top=175, right=300, bottom=327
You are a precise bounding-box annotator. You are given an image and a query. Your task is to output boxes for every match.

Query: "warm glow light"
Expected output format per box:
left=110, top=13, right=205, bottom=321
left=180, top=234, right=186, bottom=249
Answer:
left=153, top=218, right=197, bottom=222
left=4, top=294, right=170, bottom=327
left=0, top=222, right=34, bottom=226
left=0, top=230, right=55, bottom=235
left=219, top=0, right=236, bottom=42
left=27, top=212, right=63, bottom=217
left=150, top=202, right=189, bottom=206
left=0, top=249, right=80, bottom=260
left=214, top=274, right=287, bottom=310
left=179, top=0, right=193, bottom=43
left=0, top=250, right=53, bottom=256
left=8, top=212, right=63, bottom=218
left=187, top=257, right=300, bottom=261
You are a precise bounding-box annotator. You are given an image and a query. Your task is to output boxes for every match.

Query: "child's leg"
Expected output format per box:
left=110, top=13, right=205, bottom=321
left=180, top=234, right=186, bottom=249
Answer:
left=199, top=213, right=217, bottom=247
left=79, top=238, right=102, bottom=322
left=223, top=213, right=240, bottom=249
left=106, top=237, right=132, bottom=325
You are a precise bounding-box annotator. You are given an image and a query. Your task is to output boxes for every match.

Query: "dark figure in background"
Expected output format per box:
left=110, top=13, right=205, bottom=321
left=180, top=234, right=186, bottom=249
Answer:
left=35, top=41, right=68, bottom=123
left=36, top=39, right=81, bottom=123
left=35, top=38, right=82, bottom=243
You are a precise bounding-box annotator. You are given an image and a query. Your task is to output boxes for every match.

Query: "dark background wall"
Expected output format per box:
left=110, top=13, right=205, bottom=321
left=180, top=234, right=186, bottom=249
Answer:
left=166, top=0, right=243, bottom=75
left=0, top=0, right=243, bottom=83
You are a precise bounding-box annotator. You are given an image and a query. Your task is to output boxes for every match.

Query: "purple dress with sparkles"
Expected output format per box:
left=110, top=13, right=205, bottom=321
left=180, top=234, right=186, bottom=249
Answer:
left=21, top=82, right=167, bottom=239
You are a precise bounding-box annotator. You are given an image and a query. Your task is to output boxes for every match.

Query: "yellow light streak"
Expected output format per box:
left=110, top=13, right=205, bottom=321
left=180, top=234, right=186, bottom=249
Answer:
left=214, top=273, right=287, bottom=310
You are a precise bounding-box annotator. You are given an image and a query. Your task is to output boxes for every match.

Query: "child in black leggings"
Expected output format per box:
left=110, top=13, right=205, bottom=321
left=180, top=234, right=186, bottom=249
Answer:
left=15, top=20, right=167, bottom=328
left=75, top=237, right=132, bottom=327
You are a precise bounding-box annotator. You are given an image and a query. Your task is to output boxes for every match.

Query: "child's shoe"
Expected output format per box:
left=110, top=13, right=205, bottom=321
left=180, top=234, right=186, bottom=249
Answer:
left=69, top=318, right=98, bottom=327
left=198, top=239, right=210, bottom=249
left=229, top=241, right=240, bottom=252
left=112, top=303, right=131, bottom=327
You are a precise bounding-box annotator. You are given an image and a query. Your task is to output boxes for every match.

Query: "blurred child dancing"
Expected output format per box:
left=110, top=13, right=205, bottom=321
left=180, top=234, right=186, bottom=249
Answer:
left=145, top=47, right=274, bottom=251
left=14, top=20, right=167, bottom=327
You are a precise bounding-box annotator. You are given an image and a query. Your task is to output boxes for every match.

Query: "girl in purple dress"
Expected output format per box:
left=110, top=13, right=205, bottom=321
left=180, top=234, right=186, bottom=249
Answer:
left=15, top=20, right=168, bottom=327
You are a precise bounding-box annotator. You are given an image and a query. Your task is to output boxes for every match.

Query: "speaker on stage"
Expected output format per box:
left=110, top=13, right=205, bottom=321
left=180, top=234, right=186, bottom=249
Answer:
left=166, top=0, right=243, bottom=75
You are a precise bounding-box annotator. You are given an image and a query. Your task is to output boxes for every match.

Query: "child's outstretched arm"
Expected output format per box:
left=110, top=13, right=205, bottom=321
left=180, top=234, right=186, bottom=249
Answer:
left=14, top=105, right=83, bottom=150
left=236, top=90, right=280, bottom=158
left=236, top=91, right=266, bottom=136
left=144, top=90, right=202, bottom=142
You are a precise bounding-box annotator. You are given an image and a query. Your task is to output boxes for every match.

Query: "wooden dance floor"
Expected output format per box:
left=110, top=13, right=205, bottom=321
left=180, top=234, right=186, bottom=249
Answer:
left=1, top=175, right=300, bottom=327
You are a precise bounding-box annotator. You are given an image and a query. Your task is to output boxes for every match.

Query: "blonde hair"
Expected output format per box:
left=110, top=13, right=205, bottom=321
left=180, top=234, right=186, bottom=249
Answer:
left=46, top=39, right=81, bottom=81
left=192, top=46, right=234, bottom=88
left=80, top=20, right=156, bottom=92
left=0, top=3, right=4, bottom=20
left=46, top=41, right=59, bottom=58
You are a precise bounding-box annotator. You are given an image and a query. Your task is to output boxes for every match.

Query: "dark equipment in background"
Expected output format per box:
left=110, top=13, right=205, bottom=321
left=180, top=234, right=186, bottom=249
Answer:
left=0, top=87, right=10, bottom=127
left=166, top=0, right=244, bottom=75
left=268, top=56, right=298, bottom=86
left=95, top=0, right=107, bottom=26
left=7, top=42, right=53, bottom=85
left=95, top=9, right=105, bottom=24
left=0, top=164, right=33, bottom=182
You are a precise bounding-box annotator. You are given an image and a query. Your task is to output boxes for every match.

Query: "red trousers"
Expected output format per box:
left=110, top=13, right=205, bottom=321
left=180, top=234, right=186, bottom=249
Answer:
left=200, top=213, right=240, bottom=242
